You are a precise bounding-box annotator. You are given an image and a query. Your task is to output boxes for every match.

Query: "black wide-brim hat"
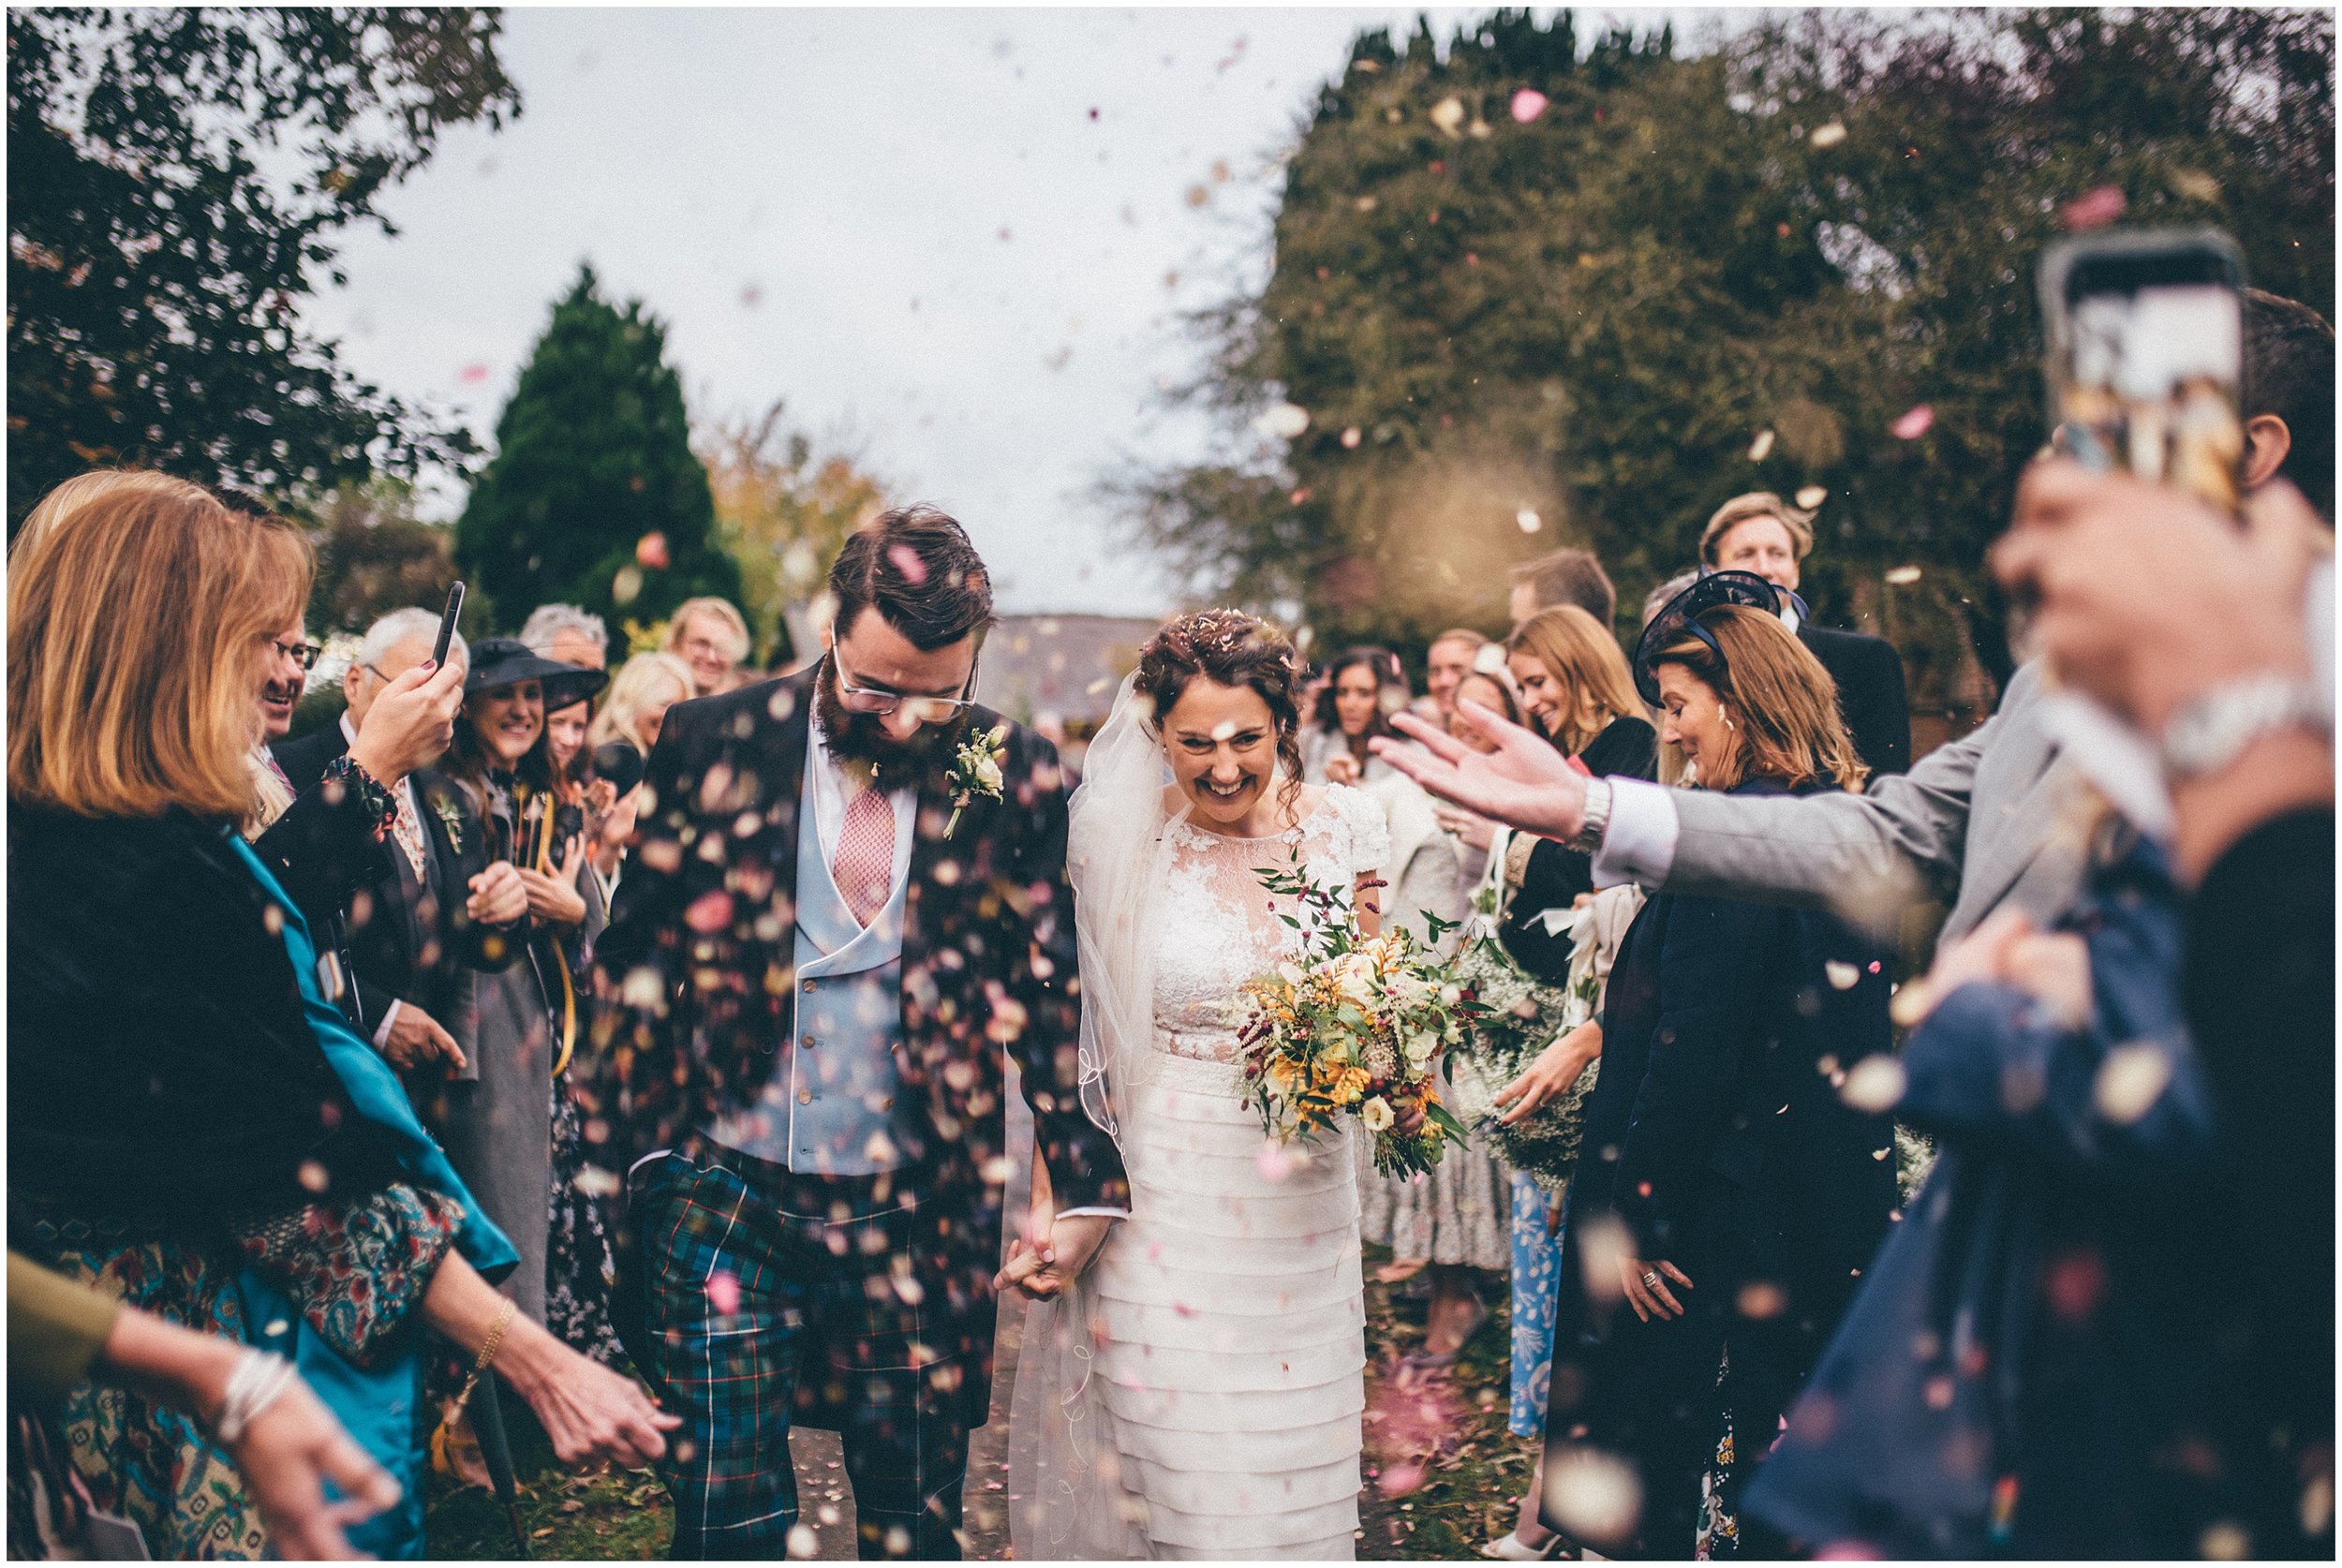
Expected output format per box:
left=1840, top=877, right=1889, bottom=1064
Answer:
left=464, top=636, right=608, bottom=711
left=1631, top=570, right=1801, bottom=704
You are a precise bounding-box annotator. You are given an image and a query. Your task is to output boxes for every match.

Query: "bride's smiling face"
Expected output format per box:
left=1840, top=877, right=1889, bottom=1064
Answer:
left=1162, top=677, right=1281, bottom=828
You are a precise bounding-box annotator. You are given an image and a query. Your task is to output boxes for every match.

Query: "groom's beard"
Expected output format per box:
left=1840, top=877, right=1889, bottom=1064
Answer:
left=813, top=663, right=967, bottom=787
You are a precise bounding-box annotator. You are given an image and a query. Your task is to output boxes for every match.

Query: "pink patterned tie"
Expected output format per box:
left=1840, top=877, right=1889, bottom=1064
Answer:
left=388, top=787, right=428, bottom=882
left=831, top=783, right=897, bottom=928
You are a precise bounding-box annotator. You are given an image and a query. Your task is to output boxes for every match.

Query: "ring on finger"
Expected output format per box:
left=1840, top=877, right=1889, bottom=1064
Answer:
left=1641, top=1271, right=1661, bottom=1291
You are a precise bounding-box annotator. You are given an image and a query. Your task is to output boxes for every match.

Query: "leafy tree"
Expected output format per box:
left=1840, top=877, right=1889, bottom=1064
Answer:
left=302, top=476, right=459, bottom=636
left=7, top=8, right=518, bottom=527
left=454, top=266, right=741, bottom=631
left=1134, top=7, right=2332, bottom=704
left=702, top=400, right=891, bottom=665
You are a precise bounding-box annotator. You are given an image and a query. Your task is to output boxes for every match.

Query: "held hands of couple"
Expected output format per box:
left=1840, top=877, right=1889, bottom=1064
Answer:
left=995, top=1212, right=1114, bottom=1303
left=346, top=658, right=465, bottom=791
left=1371, top=703, right=1590, bottom=842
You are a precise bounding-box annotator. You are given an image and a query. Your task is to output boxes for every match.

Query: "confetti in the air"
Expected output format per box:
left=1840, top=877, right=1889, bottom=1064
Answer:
left=1430, top=96, right=1466, bottom=136
left=457, top=363, right=489, bottom=385
left=1795, top=485, right=1830, bottom=510
left=1890, top=404, right=1935, bottom=440
left=1517, top=508, right=1543, bottom=534
left=740, top=282, right=763, bottom=308
left=1885, top=565, right=1923, bottom=585
left=889, top=543, right=930, bottom=584
left=1840, top=1054, right=1908, bottom=1112
left=1256, top=1141, right=1295, bottom=1183
left=2059, top=185, right=2128, bottom=232
left=1185, top=185, right=1210, bottom=208
left=1824, top=960, right=1860, bottom=990
left=635, top=532, right=670, bottom=570
left=1255, top=402, right=1311, bottom=440
left=2093, top=1043, right=2172, bottom=1125
left=706, top=1270, right=742, bottom=1316
left=612, top=565, right=645, bottom=606
left=1748, top=430, right=1776, bottom=462
left=1511, top=88, right=1549, bottom=124
left=1810, top=121, right=1848, bottom=148
left=1354, top=195, right=1379, bottom=214
left=1544, top=1444, right=1642, bottom=1547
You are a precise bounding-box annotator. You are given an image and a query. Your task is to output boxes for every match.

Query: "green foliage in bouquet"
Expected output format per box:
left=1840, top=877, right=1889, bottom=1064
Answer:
left=1445, top=931, right=1600, bottom=1194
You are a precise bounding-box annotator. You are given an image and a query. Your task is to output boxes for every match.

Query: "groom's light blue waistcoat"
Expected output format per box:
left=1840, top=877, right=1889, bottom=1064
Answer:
left=705, top=739, right=923, bottom=1175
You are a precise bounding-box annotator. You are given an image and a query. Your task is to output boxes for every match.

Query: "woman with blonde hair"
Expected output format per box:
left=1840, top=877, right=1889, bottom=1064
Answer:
left=1498, top=606, right=1657, bottom=981
left=587, top=649, right=696, bottom=761
left=8, top=474, right=674, bottom=1558
left=1533, top=577, right=1891, bottom=1558
left=663, top=595, right=751, bottom=696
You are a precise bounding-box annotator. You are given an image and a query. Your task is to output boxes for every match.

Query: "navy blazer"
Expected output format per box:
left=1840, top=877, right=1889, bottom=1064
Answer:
left=1801, top=621, right=1910, bottom=777
left=1744, top=832, right=2231, bottom=1559
left=1541, top=776, right=1898, bottom=1557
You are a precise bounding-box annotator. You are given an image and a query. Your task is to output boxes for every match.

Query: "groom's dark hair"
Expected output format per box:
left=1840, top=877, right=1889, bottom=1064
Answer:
left=828, top=504, right=996, bottom=650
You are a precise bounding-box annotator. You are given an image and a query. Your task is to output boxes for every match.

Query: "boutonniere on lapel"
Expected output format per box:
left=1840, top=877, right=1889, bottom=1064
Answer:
left=945, top=723, right=1010, bottom=837
left=429, top=791, right=464, bottom=854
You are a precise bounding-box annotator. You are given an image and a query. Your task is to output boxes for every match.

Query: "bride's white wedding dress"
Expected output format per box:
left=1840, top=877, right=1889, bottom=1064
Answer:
left=1083, top=786, right=1390, bottom=1560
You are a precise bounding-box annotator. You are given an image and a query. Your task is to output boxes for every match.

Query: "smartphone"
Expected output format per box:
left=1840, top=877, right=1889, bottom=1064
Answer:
left=2038, top=228, right=2247, bottom=514
left=431, top=581, right=466, bottom=667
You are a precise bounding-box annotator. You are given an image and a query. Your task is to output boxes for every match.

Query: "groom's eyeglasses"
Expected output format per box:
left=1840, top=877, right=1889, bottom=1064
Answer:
left=832, top=653, right=980, bottom=726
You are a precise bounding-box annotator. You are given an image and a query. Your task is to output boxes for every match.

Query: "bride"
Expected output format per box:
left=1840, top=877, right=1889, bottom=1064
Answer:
left=1005, top=609, right=1393, bottom=1561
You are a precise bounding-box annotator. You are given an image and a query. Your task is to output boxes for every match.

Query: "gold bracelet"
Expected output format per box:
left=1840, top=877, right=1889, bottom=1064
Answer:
left=452, top=1298, right=517, bottom=1413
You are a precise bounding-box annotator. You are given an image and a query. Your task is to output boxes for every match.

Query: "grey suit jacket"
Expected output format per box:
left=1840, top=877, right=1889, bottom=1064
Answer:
left=1661, top=661, right=2087, bottom=950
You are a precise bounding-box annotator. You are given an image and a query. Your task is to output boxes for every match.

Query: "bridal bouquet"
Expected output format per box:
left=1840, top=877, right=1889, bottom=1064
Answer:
left=1235, top=858, right=1478, bottom=1177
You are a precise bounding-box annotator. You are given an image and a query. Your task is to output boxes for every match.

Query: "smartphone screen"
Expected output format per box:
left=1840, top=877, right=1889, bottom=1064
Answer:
left=2039, top=229, right=2246, bottom=514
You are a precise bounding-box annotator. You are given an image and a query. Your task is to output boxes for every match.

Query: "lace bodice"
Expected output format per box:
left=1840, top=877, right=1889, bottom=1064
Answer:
left=1150, top=785, right=1391, bottom=1063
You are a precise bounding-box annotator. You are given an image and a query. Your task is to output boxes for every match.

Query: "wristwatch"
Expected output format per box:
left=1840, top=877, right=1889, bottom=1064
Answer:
left=1567, top=776, right=1613, bottom=855
left=2159, top=673, right=2331, bottom=784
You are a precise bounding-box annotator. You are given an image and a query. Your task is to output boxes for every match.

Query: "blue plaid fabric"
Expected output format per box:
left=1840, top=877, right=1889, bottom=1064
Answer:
left=633, top=1145, right=971, bottom=1561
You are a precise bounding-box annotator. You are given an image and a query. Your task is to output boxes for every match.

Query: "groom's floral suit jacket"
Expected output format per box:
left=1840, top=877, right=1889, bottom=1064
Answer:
left=585, top=661, right=1129, bottom=1423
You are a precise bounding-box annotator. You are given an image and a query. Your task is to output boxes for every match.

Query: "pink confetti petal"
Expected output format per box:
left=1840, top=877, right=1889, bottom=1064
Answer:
left=888, top=543, right=929, bottom=585
left=1510, top=88, right=1549, bottom=124
left=1889, top=404, right=1934, bottom=440
left=635, top=531, right=670, bottom=570
left=457, top=362, right=489, bottom=385
left=706, top=1270, right=741, bottom=1316
left=1256, top=1141, right=1294, bottom=1183
left=2059, top=185, right=2127, bottom=232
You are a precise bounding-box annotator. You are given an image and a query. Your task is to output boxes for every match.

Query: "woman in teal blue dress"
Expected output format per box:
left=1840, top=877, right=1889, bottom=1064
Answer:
left=8, top=473, right=676, bottom=1558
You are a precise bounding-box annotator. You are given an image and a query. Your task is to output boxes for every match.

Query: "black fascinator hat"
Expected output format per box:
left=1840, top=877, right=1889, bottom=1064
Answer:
left=1631, top=570, right=1799, bottom=703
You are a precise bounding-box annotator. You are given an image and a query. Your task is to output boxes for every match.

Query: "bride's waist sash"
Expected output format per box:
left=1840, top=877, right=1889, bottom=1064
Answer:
left=1132, top=1024, right=1244, bottom=1097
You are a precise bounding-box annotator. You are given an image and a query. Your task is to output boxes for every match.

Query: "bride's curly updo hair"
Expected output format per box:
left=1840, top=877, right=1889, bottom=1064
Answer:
left=1134, top=609, right=1307, bottom=806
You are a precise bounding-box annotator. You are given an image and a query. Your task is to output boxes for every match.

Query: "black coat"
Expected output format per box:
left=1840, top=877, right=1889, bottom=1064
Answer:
left=1501, top=714, right=1658, bottom=981
left=1801, top=622, right=1911, bottom=777
left=587, top=664, right=1132, bottom=1422
left=270, top=727, right=515, bottom=1039
left=254, top=725, right=398, bottom=998
left=9, top=805, right=408, bottom=1231
left=1540, top=777, right=1898, bottom=1558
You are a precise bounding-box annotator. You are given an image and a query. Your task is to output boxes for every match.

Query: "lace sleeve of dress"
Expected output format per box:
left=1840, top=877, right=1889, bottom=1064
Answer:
left=1323, top=784, right=1393, bottom=876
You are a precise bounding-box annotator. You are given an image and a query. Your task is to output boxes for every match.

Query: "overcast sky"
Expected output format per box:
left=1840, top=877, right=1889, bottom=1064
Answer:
left=306, top=6, right=1731, bottom=616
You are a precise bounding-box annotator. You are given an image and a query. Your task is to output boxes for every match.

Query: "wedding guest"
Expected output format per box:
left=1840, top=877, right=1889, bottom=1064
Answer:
left=519, top=602, right=611, bottom=672
left=429, top=638, right=607, bottom=1331
left=1538, top=587, right=1896, bottom=1558
left=665, top=595, right=752, bottom=697
left=1509, top=546, right=1617, bottom=629
left=7, top=476, right=670, bottom=1558
left=1498, top=607, right=1657, bottom=981
left=1698, top=493, right=1911, bottom=775
left=587, top=649, right=696, bottom=768
left=1751, top=464, right=2333, bottom=1559
left=1639, top=572, right=1700, bottom=786
left=9, top=1257, right=393, bottom=1561
left=272, top=607, right=510, bottom=1068
left=1426, top=628, right=1491, bottom=720
left=1302, top=644, right=1405, bottom=785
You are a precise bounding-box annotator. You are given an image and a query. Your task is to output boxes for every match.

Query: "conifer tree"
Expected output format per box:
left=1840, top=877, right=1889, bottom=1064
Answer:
left=456, top=267, right=739, bottom=629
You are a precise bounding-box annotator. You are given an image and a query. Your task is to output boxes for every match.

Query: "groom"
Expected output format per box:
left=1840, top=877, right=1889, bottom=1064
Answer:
left=586, top=505, right=1129, bottom=1560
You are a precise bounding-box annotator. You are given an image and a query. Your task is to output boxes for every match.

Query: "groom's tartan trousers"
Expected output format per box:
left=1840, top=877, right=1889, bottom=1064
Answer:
left=633, top=1142, right=971, bottom=1561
